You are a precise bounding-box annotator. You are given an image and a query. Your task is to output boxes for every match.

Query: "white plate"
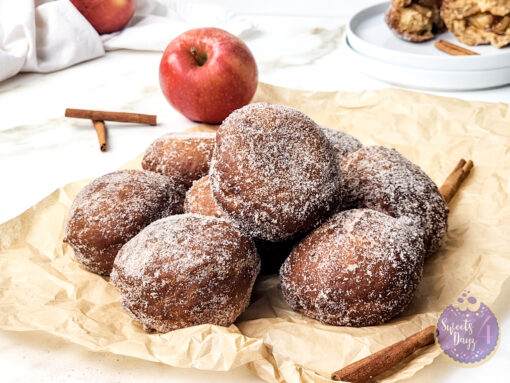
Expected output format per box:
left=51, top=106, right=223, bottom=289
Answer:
left=347, top=2, right=510, bottom=71
left=344, top=35, right=510, bottom=90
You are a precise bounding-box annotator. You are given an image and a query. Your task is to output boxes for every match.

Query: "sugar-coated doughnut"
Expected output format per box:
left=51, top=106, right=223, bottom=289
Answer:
left=142, top=132, right=216, bottom=188
left=184, top=175, right=228, bottom=219
left=210, top=102, right=341, bottom=241
left=111, top=214, right=260, bottom=332
left=280, top=209, right=425, bottom=327
left=320, top=126, right=362, bottom=157
left=64, top=170, right=185, bottom=275
left=339, top=145, right=448, bottom=254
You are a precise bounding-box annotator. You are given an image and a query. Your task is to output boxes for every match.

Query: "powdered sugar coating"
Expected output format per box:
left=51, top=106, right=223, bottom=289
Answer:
left=185, top=175, right=299, bottom=275
left=339, top=146, right=448, bottom=255
left=320, top=126, right=363, bottom=157
left=111, top=214, right=260, bottom=332
left=185, top=175, right=228, bottom=219
left=64, top=170, right=185, bottom=275
left=210, top=102, right=342, bottom=241
left=142, top=132, right=216, bottom=188
left=280, top=209, right=425, bottom=327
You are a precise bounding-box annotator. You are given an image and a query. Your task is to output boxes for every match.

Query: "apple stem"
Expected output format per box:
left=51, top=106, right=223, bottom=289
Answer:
left=190, top=47, right=208, bottom=66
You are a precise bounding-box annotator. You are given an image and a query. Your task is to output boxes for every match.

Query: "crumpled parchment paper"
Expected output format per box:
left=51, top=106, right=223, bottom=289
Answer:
left=1, top=83, right=510, bottom=383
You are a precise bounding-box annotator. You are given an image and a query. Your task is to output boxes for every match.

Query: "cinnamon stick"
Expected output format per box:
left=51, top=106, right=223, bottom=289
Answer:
left=65, top=108, right=157, bottom=125
left=434, top=40, right=478, bottom=56
left=439, top=159, right=474, bottom=203
left=93, top=120, right=107, bottom=152
left=331, top=326, right=435, bottom=382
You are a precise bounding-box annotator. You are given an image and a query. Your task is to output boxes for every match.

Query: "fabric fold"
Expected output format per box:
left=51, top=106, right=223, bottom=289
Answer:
left=0, top=0, right=255, bottom=82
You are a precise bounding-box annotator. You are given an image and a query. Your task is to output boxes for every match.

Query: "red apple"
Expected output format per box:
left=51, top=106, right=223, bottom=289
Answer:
left=159, top=28, right=258, bottom=124
left=70, top=0, right=136, bottom=35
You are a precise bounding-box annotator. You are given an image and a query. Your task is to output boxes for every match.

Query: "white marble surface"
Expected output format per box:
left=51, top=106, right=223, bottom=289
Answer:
left=1, top=0, right=509, bottom=382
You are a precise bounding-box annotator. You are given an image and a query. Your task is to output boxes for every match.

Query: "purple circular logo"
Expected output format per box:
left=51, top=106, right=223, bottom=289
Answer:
left=436, top=291, right=500, bottom=365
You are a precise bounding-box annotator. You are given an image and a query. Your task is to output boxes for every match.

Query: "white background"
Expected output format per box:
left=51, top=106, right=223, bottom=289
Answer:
left=0, top=0, right=509, bottom=382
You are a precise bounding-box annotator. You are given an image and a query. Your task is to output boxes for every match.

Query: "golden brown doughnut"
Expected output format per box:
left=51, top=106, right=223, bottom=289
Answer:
left=210, top=103, right=341, bottom=242
left=64, top=170, right=185, bottom=275
left=111, top=214, right=260, bottom=332
left=142, top=132, right=216, bottom=188
left=280, top=209, right=425, bottom=327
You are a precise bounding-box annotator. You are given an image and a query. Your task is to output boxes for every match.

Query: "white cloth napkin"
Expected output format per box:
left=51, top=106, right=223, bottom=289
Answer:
left=0, top=0, right=255, bottom=82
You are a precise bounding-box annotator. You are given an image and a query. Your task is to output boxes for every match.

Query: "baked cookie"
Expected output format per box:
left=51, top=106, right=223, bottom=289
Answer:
left=386, top=0, right=446, bottom=42
left=442, top=0, right=510, bottom=47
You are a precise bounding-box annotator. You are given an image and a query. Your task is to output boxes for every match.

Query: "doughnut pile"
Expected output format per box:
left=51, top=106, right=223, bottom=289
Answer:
left=64, top=102, right=449, bottom=332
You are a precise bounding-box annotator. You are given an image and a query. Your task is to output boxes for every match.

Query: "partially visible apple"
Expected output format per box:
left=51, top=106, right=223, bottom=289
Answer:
left=70, top=0, right=136, bottom=35
left=159, top=28, right=258, bottom=124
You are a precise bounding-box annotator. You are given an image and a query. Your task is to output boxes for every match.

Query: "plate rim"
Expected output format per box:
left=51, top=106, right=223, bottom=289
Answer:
left=344, top=34, right=510, bottom=91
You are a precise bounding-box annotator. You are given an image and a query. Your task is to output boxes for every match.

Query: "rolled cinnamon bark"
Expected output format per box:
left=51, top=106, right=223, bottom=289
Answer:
left=435, top=40, right=478, bottom=56
left=331, top=326, right=435, bottom=382
left=92, top=120, right=107, bottom=152
left=65, top=108, right=157, bottom=125
left=439, top=159, right=474, bottom=203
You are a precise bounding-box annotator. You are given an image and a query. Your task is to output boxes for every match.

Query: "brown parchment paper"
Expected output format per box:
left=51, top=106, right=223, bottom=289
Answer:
left=1, top=82, right=510, bottom=383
